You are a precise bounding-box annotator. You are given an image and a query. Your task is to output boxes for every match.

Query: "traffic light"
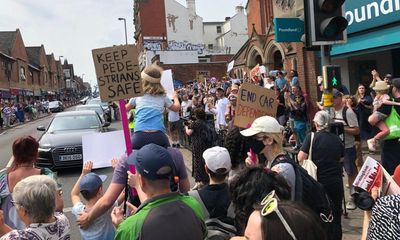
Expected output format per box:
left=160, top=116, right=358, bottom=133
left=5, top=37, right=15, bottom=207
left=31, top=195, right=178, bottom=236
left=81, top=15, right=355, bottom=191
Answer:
left=304, top=0, right=348, bottom=46
left=323, top=65, right=342, bottom=90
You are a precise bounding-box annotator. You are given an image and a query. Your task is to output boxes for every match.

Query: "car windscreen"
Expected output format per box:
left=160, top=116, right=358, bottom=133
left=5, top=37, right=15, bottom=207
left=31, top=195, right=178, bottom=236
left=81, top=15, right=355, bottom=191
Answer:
left=49, top=101, right=59, bottom=108
left=87, top=99, right=101, bottom=105
left=48, top=115, right=100, bottom=132
left=77, top=107, right=102, bottom=115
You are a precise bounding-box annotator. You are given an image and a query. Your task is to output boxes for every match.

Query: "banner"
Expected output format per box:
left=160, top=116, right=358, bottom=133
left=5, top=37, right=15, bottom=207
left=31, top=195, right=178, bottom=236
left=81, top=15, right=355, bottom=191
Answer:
left=92, top=45, right=143, bottom=102
left=234, top=82, right=277, bottom=128
left=353, top=156, right=400, bottom=196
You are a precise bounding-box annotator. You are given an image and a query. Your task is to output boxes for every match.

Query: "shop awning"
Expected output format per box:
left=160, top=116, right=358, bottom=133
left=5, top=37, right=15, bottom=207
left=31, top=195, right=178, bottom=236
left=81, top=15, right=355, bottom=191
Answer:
left=331, top=25, right=400, bottom=57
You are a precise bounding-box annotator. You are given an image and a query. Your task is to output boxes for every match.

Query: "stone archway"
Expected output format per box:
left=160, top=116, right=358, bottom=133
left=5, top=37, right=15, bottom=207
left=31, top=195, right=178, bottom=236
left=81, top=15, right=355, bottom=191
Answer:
left=246, top=46, right=265, bottom=68
left=264, top=40, right=285, bottom=72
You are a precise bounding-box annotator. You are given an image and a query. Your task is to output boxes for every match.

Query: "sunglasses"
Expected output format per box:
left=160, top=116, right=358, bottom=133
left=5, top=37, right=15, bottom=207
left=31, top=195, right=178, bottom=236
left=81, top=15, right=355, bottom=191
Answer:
left=11, top=200, right=21, bottom=208
left=260, top=191, right=297, bottom=240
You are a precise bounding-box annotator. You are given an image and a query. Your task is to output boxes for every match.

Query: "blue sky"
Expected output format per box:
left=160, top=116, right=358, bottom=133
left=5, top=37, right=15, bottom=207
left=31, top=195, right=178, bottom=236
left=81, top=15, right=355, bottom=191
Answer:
left=0, top=0, right=245, bottom=88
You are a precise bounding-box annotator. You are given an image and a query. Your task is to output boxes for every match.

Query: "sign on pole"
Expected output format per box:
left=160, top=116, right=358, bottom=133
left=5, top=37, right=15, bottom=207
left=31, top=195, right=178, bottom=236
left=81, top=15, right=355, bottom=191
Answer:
left=92, top=45, right=143, bottom=102
left=234, top=82, right=277, bottom=128
left=274, top=18, right=304, bottom=43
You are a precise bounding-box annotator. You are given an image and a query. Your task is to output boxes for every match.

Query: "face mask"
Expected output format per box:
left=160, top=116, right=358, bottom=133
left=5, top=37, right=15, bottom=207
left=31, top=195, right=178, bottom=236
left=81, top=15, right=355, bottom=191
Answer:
left=250, top=138, right=265, bottom=154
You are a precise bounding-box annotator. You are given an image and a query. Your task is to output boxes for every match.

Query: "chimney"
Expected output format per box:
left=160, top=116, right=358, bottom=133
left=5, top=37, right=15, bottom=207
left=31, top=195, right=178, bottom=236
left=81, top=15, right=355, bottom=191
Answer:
left=235, top=6, right=244, bottom=14
left=187, top=0, right=196, bottom=16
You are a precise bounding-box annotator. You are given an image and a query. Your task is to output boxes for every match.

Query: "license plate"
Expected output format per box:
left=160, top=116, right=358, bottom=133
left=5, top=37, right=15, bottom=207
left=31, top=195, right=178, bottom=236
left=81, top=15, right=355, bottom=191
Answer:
left=59, top=154, right=82, bottom=161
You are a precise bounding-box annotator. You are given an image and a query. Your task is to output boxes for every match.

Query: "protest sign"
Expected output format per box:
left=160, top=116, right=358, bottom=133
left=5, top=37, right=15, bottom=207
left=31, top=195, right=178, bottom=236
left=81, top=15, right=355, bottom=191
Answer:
left=353, top=156, right=400, bottom=196
left=82, top=130, right=126, bottom=169
left=227, top=60, right=235, bottom=72
left=234, top=82, right=277, bottom=128
left=92, top=45, right=142, bottom=102
left=250, top=64, right=260, bottom=84
left=161, top=69, right=174, bottom=99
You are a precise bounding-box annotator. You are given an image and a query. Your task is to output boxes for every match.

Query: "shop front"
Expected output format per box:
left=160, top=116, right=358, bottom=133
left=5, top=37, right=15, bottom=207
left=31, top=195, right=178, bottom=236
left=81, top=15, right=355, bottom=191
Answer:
left=331, top=0, right=400, bottom=93
left=0, top=89, right=11, bottom=101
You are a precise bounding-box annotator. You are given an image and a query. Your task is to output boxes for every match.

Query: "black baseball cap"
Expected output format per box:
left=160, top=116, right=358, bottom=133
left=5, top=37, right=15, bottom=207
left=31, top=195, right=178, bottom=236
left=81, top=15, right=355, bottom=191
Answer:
left=127, top=144, right=175, bottom=180
left=332, top=89, right=343, bottom=98
left=392, top=78, right=400, bottom=89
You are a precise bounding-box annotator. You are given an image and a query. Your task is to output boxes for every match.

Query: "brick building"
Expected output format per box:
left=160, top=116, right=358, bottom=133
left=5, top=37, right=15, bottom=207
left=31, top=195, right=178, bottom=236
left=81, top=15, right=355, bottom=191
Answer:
left=231, top=0, right=320, bottom=102
left=0, top=29, right=76, bottom=102
left=133, top=0, right=248, bottom=82
left=25, top=45, right=48, bottom=98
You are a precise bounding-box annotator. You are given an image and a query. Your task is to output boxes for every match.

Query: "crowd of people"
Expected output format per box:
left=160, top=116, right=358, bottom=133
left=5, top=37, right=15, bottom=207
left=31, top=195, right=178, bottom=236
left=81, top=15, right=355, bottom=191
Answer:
left=0, top=99, right=53, bottom=129
left=0, top=64, right=400, bottom=240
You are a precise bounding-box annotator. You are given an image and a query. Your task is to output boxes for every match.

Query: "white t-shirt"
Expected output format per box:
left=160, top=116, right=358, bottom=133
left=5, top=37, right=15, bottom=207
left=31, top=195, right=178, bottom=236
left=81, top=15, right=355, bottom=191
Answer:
left=213, top=97, right=229, bottom=127
left=72, top=202, right=116, bottom=240
left=181, top=100, right=192, bottom=118
left=332, top=107, right=359, bottom=149
left=168, top=109, right=180, bottom=122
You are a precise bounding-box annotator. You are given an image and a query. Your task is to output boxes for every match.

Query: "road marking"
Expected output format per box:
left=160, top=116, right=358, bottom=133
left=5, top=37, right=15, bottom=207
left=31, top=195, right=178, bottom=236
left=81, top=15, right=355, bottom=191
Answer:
left=0, top=130, right=7, bottom=136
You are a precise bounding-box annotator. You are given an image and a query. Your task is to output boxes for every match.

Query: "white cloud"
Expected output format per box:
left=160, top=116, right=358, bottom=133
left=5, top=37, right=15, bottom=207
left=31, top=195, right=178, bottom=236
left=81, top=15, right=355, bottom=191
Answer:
left=1, top=0, right=133, bottom=88
left=1, top=0, right=245, bottom=89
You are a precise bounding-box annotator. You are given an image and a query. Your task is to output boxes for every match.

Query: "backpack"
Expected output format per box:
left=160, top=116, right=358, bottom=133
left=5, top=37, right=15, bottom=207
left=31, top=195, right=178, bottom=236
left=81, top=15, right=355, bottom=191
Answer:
left=271, top=155, right=334, bottom=224
left=202, top=122, right=218, bottom=146
left=188, top=190, right=237, bottom=240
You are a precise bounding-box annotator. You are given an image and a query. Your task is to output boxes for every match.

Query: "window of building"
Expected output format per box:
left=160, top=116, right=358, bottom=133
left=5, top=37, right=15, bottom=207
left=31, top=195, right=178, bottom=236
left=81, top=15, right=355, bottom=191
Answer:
left=216, top=26, right=222, bottom=33
left=292, top=58, right=298, bottom=71
left=30, top=71, right=34, bottom=84
left=20, top=67, right=26, bottom=81
left=208, top=44, right=213, bottom=49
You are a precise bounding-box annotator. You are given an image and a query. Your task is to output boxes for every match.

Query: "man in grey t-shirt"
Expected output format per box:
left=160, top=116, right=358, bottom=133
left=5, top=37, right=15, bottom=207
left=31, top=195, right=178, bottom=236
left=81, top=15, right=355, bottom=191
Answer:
left=331, top=90, right=360, bottom=210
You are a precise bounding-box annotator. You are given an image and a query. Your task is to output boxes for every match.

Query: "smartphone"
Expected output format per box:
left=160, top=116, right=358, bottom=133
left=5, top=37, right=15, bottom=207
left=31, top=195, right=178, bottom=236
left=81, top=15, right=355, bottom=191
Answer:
left=249, top=148, right=257, bottom=164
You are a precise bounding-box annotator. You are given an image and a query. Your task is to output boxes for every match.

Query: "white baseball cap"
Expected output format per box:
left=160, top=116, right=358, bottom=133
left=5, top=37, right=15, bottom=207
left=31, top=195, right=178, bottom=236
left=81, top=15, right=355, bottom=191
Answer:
left=240, top=116, right=284, bottom=137
left=203, top=146, right=232, bottom=174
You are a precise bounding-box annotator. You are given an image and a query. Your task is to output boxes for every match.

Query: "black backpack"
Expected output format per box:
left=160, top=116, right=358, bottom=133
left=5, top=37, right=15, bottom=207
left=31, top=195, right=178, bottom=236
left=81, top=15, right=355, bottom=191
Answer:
left=188, top=190, right=237, bottom=240
left=271, top=155, right=333, bottom=223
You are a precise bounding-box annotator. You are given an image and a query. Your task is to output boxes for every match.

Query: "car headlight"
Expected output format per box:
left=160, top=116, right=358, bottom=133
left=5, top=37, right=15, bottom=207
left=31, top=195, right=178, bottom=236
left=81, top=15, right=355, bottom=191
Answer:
left=38, top=144, right=52, bottom=152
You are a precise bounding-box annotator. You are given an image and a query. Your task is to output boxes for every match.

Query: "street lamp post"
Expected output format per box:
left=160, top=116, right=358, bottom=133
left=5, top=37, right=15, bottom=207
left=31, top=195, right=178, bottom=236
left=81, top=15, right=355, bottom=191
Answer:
left=118, top=17, right=128, bottom=45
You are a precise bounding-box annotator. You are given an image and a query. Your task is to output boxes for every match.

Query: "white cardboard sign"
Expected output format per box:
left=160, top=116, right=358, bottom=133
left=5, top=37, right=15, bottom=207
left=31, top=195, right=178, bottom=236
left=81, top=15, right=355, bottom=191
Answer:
left=82, top=130, right=126, bottom=169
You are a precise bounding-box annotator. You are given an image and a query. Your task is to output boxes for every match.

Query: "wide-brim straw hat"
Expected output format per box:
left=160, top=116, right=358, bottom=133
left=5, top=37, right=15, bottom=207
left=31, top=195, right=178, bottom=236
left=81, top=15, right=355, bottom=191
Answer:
left=373, top=81, right=390, bottom=91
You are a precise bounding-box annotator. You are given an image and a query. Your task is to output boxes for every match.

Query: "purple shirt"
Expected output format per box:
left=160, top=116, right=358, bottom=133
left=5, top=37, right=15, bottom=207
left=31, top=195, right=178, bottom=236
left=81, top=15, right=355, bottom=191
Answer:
left=112, top=147, right=188, bottom=184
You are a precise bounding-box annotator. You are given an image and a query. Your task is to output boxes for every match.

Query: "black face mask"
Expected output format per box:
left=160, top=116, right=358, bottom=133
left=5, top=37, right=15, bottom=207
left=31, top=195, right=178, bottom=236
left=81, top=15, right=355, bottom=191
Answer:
left=250, top=138, right=265, bottom=154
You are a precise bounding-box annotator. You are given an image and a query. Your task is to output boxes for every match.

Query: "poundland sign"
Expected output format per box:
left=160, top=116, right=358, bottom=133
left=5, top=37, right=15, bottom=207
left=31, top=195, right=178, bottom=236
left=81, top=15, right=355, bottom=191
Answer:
left=345, top=0, right=400, bottom=34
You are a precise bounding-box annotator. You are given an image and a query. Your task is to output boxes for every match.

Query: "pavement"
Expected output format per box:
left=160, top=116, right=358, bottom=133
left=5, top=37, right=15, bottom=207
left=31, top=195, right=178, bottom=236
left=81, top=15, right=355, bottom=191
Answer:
left=0, top=108, right=379, bottom=239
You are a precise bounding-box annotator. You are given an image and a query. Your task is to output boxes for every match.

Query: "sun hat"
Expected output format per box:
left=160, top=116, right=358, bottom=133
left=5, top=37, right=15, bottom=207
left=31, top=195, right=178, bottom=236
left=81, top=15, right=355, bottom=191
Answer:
left=373, top=81, right=390, bottom=91
left=240, top=116, right=284, bottom=137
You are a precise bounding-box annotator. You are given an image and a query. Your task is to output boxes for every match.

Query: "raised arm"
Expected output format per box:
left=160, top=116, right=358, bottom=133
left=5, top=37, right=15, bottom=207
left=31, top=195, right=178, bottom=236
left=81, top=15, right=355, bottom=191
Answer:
left=71, top=161, right=93, bottom=205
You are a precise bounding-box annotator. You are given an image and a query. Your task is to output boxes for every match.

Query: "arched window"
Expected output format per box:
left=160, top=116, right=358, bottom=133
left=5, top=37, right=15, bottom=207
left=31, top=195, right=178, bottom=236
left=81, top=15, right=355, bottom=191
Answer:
left=20, top=67, right=26, bottom=81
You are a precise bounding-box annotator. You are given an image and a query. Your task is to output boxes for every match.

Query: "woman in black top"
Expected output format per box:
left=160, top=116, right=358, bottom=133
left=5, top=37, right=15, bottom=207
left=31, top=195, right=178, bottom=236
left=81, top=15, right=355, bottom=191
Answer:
left=185, top=108, right=213, bottom=188
left=298, top=111, right=344, bottom=240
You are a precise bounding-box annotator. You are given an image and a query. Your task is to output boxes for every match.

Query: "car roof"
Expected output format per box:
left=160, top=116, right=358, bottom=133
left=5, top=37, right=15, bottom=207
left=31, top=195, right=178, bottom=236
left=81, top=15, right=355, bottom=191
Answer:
left=54, top=110, right=97, bottom=117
